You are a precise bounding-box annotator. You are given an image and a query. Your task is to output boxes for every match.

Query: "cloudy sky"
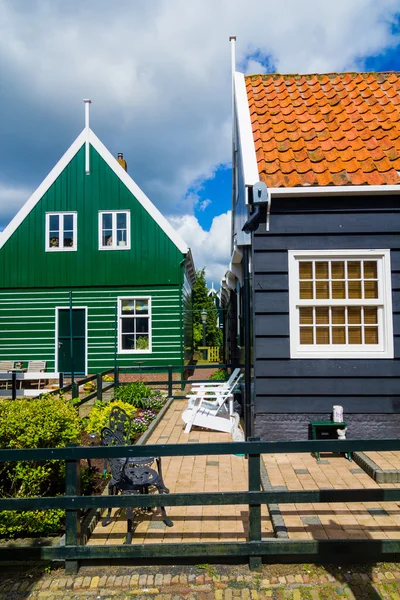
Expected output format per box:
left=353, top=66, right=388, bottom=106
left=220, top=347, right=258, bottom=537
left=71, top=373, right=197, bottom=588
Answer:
left=1, top=1, right=400, bottom=284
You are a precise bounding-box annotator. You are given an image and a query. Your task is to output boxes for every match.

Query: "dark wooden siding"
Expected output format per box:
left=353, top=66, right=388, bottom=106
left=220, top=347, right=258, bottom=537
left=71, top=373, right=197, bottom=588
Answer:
left=252, top=196, right=400, bottom=426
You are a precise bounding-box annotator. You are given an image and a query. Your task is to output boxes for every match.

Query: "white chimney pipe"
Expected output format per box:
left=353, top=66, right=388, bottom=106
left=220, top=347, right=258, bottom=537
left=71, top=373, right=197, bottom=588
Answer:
left=84, top=99, right=92, bottom=175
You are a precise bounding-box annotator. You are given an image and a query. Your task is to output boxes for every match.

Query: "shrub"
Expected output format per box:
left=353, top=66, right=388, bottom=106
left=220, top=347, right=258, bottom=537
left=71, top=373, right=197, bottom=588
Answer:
left=84, top=400, right=137, bottom=437
left=0, top=396, right=81, bottom=538
left=114, top=381, right=155, bottom=408
left=208, top=368, right=228, bottom=382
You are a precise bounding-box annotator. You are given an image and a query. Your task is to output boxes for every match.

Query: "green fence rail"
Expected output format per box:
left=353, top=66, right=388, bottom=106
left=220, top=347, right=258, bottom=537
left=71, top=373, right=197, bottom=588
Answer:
left=1, top=437, right=400, bottom=573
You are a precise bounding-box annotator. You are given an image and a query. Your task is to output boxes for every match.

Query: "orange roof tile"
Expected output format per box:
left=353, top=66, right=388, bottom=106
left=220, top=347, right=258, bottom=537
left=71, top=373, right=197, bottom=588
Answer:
left=245, top=72, right=400, bottom=187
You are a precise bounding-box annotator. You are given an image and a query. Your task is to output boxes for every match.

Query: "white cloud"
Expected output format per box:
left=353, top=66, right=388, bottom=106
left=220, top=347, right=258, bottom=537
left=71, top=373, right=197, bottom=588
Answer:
left=198, top=199, right=212, bottom=212
left=0, top=1, right=399, bottom=260
left=169, top=211, right=232, bottom=285
left=0, top=182, right=33, bottom=229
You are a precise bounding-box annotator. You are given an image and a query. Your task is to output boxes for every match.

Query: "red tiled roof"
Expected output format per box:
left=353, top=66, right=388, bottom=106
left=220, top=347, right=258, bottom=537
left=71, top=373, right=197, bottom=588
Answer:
left=245, top=72, right=400, bottom=187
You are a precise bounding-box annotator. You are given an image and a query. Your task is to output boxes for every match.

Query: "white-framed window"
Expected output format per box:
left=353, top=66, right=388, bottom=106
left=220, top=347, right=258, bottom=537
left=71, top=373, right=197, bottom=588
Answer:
left=118, top=297, right=151, bottom=353
left=99, top=211, right=130, bottom=250
left=45, top=212, right=77, bottom=251
left=288, top=250, right=394, bottom=359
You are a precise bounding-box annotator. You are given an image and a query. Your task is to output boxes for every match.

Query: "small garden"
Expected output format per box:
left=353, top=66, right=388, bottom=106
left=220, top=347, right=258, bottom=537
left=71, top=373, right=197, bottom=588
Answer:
left=0, top=381, right=168, bottom=539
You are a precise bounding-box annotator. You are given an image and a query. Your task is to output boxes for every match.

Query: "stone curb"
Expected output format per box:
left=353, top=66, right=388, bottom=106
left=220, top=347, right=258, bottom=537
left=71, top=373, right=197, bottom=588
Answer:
left=2, top=570, right=400, bottom=593
left=353, top=451, right=400, bottom=483
left=259, top=460, right=288, bottom=539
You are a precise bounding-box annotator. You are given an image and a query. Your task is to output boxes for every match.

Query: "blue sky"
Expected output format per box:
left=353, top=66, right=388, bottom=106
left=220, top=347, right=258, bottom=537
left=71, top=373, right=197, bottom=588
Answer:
left=1, top=1, right=400, bottom=284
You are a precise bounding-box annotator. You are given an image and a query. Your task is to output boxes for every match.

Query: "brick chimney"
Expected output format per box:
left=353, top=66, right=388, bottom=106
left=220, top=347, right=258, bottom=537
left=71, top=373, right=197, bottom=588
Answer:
left=117, top=152, right=127, bottom=172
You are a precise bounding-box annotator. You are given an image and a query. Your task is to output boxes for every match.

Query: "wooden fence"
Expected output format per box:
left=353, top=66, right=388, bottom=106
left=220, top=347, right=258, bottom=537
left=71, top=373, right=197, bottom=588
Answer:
left=1, top=437, right=400, bottom=573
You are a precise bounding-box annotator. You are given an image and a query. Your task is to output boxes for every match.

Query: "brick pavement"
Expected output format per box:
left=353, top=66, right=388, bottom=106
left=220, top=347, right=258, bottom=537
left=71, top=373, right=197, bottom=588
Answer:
left=88, top=401, right=273, bottom=545
left=363, top=451, right=400, bottom=471
left=263, top=451, right=400, bottom=540
left=1, top=563, right=400, bottom=599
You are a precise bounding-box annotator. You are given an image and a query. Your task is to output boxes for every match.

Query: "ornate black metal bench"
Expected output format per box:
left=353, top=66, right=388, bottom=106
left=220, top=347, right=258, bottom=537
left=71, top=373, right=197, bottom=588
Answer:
left=101, top=406, right=173, bottom=543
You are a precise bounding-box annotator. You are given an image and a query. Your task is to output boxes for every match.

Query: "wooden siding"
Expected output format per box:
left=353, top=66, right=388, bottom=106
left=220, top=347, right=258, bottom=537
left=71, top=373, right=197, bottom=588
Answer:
left=182, top=270, right=193, bottom=364
left=0, top=145, right=184, bottom=288
left=0, top=286, right=183, bottom=373
left=252, top=197, right=400, bottom=417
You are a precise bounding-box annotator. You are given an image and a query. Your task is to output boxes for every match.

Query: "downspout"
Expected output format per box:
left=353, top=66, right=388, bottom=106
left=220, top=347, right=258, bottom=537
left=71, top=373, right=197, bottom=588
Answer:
left=242, top=245, right=253, bottom=439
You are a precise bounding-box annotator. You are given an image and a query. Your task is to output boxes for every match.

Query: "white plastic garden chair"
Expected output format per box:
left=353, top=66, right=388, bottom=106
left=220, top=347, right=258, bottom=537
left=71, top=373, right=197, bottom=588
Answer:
left=181, top=374, right=243, bottom=434
left=189, top=368, right=241, bottom=395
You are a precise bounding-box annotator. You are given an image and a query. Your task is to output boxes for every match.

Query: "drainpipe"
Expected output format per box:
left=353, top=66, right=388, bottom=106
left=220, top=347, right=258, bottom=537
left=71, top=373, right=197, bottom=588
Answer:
left=242, top=245, right=253, bottom=439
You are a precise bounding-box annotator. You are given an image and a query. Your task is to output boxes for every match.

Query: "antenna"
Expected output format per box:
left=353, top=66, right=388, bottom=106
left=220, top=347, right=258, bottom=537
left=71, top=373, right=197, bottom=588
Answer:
left=84, top=99, right=92, bottom=175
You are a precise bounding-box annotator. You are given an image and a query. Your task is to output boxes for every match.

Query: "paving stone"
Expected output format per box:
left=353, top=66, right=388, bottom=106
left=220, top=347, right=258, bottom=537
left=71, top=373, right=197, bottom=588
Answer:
left=301, top=516, right=321, bottom=526
left=139, top=575, right=148, bottom=586
left=163, top=575, right=172, bottom=586
left=81, top=576, right=91, bottom=589
left=367, top=508, right=389, bottom=516
left=148, top=520, right=167, bottom=529
left=251, top=591, right=259, bottom=600
left=260, top=579, right=270, bottom=589
left=155, top=574, right=164, bottom=586
left=292, top=590, right=301, bottom=600
left=294, top=469, right=309, bottom=475
left=130, top=574, right=140, bottom=586
left=350, top=468, right=364, bottom=474
left=206, top=461, right=219, bottom=466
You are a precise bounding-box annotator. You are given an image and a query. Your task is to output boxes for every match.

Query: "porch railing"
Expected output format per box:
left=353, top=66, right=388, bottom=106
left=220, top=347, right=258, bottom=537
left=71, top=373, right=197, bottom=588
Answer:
left=1, top=437, right=400, bottom=573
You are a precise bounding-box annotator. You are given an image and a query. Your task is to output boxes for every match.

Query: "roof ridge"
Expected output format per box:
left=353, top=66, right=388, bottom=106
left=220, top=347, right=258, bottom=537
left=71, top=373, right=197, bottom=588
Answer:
left=245, top=71, right=400, bottom=79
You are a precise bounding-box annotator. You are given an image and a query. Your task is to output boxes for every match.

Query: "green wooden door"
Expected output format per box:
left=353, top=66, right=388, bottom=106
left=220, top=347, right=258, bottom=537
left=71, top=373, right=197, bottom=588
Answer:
left=57, top=308, right=86, bottom=375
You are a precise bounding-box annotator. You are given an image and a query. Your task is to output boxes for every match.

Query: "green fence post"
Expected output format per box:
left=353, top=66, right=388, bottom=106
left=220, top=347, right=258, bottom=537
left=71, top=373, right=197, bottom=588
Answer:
left=248, top=437, right=262, bottom=570
left=167, top=366, right=173, bottom=397
left=115, top=367, right=120, bottom=389
left=97, top=373, right=103, bottom=401
left=72, top=382, right=79, bottom=399
left=65, top=443, right=81, bottom=575
left=12, top=372, right=17, bottom=400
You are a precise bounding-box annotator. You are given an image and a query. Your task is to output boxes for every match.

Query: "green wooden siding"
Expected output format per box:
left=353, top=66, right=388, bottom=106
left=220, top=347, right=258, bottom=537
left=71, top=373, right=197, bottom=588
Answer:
left=0, top=145, right=184, bottom=288
left=0, top=286, right=183, bottom=373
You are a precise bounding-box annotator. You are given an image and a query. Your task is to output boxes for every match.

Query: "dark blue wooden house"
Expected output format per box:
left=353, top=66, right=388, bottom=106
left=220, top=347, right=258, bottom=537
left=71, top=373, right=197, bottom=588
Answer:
left=228, top=71, right=400, bottom=440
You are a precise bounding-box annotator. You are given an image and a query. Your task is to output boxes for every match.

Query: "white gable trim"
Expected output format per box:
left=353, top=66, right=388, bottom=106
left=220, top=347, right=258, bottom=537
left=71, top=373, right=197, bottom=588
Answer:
left=89, top=130, right=188, bottom=254
left=0, top=129, right=189, bottom=255
left=0, top=130, right=87, bottom=250
left=234, top=71, right=259, bottom=187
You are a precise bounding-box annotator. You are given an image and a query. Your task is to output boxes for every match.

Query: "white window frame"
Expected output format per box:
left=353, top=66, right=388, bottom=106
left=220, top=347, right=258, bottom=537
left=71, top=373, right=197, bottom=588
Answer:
left=288, top=249, right=394, bottom=359
left=98, top=210, right=131, bottom=250
left=45, top=212, right=77, bottom=252
left=118, top=296, right=152, bottom=354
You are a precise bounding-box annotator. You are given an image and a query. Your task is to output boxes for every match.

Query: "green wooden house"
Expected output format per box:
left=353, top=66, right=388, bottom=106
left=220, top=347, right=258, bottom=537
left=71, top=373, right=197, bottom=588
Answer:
left=0, top=114, right=195, bottom=375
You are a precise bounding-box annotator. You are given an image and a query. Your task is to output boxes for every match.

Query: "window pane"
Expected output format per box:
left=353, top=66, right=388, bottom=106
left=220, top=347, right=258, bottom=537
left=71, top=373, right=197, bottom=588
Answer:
left=136, top=318, right=148, bottom=334
left=63, top=214, right=73, bottom=231
left=117, top=213, right=127, bottom=229
left=121, top=300, right=135, bottom=312
left=299, top=307, right=313, bottom=324
left=121, top=334, right=136, bottom=350
left=348, top=280, right=362, bottom=299
left=64, top=231, right=74, bottom=247
left=102, top=213, right=112, bottom=230
left=316, top=281, right=329, bottom=299
left=348, top=307, right=361, bottom=324
left=365, top=327, right=378, bottom=344
left=315, top=262, right=328, bottom=279
left=117, top=229, right=127, bottom=246
left=299, top=262, right=312, bottom=279
left=332, top=281, right=345, bottom=299
left=364, top=261, right=377, bottom=279
left=49, top=215, right=59, bottom=230
left=103, top=230, right=113, bottom=246
left=364, top=281, right=378, bottom=299
left=49, top=234, right=59, bottom=247
left=300, top=327, right=313, bottom=344
left=364, top=307, right=377, bottom=324
left=300, top=281, right=313, bottom=299
left=332, top=307, right=345, bottom=324
left=136, top=300, right=148, bottom=314
left=348, top=261, right=361, bottom=279
left=316, top=327, right=329, bottom=344
left=121, top=318, right=135, bottom=333
left=331, top=261, right=345, bottom=279
left=348, top=327, right=362, bottom=344
left=315, top=307, right=329, bottom=324
left=332, top=327, right=346, bottom=344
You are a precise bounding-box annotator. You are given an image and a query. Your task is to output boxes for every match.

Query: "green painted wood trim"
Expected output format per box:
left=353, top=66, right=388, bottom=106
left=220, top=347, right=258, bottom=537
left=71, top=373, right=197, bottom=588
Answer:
left=1, top=488, right=400, bottom=511
left=1, top=438, right=400, bottom=462
left=1, top=539, right=400, bottom=561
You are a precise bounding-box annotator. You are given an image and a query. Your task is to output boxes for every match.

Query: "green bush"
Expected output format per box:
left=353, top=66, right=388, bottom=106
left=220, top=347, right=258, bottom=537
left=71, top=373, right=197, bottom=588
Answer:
left=0, top=396, right=81, bottom=538
left=114, top=381, right=155, bottom=408
left=84, top=400, right=137, bottom=437
left=208, top=368, right=228, bottom=382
